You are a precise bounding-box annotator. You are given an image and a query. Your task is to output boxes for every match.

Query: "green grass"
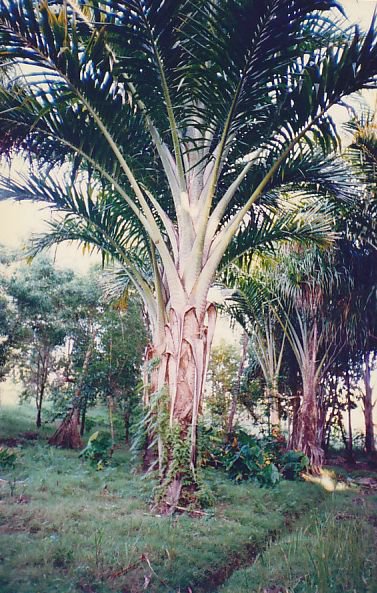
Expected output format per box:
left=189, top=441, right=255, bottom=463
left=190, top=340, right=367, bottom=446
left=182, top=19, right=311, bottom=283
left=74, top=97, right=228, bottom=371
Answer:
left=219, top=491, right=377, bottom=593
left=1, top=404, right=375, bottom=593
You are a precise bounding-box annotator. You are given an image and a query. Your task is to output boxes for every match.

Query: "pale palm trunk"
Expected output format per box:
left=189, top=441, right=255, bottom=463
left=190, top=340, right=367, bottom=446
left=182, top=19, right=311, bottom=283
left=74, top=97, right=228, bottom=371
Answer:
left=289, top=319, right=324, bottom=470
left=270, top=384, right=281, bottom=429
left=146, top=301, right=217, bottom=507
left=363, top=353, right=376, bottom=454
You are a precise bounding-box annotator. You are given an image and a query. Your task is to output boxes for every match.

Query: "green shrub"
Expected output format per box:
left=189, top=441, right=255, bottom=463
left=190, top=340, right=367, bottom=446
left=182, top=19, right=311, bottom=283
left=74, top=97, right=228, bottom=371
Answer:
left=0, top=447, right=17, bottom=469
left=210, top=431, right=281, bottom=487
left=79, top=431, right=112, bottom=470
left=280, top=450, right=309, bottom=480
left=205, top=430, right=309, bottom=486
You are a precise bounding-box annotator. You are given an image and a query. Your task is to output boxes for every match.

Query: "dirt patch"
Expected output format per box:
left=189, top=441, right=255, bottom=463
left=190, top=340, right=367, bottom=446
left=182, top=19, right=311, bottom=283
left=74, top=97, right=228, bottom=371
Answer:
left=0, top=437, right=22, bottom=447
left=0, top=431, right=42, bottom=447
left=326, top=456, right=377, bottom=474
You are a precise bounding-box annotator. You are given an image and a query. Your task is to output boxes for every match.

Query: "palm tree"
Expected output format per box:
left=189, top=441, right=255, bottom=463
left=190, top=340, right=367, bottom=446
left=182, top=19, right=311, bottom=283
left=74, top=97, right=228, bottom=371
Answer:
left=226, top=246, right=347, bottom=469
left=0, top=0, right=377, bottom=505
left=343, top=116, right=377, bottom=454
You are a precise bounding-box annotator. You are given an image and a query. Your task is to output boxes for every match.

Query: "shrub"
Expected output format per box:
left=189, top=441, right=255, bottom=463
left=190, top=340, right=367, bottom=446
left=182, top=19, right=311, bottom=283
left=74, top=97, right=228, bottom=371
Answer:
left=280, top=450, right=309, bottom=480
left=79, top=431, right=112, bottom=470
left=210, top=430, right=281, bottom=487
left=0, top=447, right=17, bottom=469
left=204, top=429, right=308, bottom=485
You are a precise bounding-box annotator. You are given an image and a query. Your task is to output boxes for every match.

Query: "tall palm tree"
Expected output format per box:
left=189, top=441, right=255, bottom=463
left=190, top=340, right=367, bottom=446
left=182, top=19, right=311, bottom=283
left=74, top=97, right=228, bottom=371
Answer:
left=0, top=0, right=377, bottom=505
left=225, top=246, right=347, bottom=469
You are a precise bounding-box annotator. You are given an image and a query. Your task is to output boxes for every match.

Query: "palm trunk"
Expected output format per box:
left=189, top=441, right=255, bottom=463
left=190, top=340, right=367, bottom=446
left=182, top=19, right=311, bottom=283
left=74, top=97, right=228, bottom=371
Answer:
left=291, top=321, right=324, bottom=471
left=363, top=354, right=375, bottom=454
left=147, top=303, right=216, bottom=510
left=270, top=386, right=280, bottom=430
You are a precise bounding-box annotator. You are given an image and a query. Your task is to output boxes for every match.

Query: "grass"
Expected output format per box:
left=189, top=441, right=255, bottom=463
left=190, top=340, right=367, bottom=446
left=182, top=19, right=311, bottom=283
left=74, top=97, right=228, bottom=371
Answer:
left=219, top=491, right=377, bottom=593
left=0, top=403, right=375, bottom=593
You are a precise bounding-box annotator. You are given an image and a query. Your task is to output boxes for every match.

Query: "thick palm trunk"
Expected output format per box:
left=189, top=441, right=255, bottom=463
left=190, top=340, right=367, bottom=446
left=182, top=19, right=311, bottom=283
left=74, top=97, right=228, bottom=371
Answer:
left=364, top=354, right=376, bottom=454
left=146, top=303, right=216, bottom=509
left=270, top=386, right=280, bottom=430
left=294, top=369, right=323, bottom=470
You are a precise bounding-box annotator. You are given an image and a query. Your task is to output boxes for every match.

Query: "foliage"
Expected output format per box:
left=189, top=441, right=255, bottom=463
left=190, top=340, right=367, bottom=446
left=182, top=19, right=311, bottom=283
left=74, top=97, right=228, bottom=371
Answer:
left=209, top=430, right=283, bottom=487
left=280, top=450, right=310, bottom=481
left=206, top=341, right=241, bottom=429
left=206, top=428, right=311, bottom=485
left=76, top=300, right=147, bottom=436
left=78, top=430, right=113, bottom=470
left=0, top=262, right=16, bottom=381
left=5, top=257, right=81, bottom=425
left=0, top=403, right=331, bottom=593
left=0, top=446, right=16, bottom=469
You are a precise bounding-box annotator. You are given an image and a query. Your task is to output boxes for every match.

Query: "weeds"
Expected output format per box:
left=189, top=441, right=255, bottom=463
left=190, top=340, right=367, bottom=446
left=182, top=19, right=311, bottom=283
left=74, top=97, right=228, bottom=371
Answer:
left=220, top=493, right=377, bottom=593
left=1, top=404, right=375, bottom=593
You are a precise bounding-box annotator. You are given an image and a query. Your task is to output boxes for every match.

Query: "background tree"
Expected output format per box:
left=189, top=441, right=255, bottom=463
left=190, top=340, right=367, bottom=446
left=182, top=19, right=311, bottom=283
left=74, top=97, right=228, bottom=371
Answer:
left=0, top=0, right=377, bottom=505
left=7, top=257, right=76, bottom=427
left=206, top=341, right=241, bottom=434
left=73, top=301, right=147, bottom=443
left=0, top=248, right=16, bottom=382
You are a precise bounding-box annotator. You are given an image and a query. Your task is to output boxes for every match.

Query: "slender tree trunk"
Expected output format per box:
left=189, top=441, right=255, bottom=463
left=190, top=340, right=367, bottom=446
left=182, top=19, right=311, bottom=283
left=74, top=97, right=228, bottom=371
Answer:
left=346, top=369, right=354, bottom=462
left=291, top=322, right=324, bottom=471
left=288, top=392, right=301, bottom=449
left=324, top=407, right=335, bottom=452
left=363, top=353, right=376, bottom=454
left=80, top=396, right=87, bottom=436
left=35, top=351, right=48, bottom=428
left=124, top=405, right=130, bottom=444
left=49, top=329, right=95, bottom=449
left=337, top=409, right=348, bottom=450
left=227, top=331, right=248, bottom=434
left=36, top=402, right=42, bottom=428
left=108, top=395, right=115, bottom=447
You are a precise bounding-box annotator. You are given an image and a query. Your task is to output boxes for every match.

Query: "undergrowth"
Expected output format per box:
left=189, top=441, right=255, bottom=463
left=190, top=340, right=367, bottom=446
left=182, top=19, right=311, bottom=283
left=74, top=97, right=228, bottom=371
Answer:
left=219, top=492, right=377, bottom=593
left=1, top=403, right=375, bottom=593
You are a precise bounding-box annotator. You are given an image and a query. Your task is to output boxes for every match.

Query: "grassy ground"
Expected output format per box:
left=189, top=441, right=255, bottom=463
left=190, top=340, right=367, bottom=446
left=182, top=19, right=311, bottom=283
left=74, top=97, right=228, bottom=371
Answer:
left=0, top=404, right=376, bottom=593
left=220, top=490, right=377, bottom=593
